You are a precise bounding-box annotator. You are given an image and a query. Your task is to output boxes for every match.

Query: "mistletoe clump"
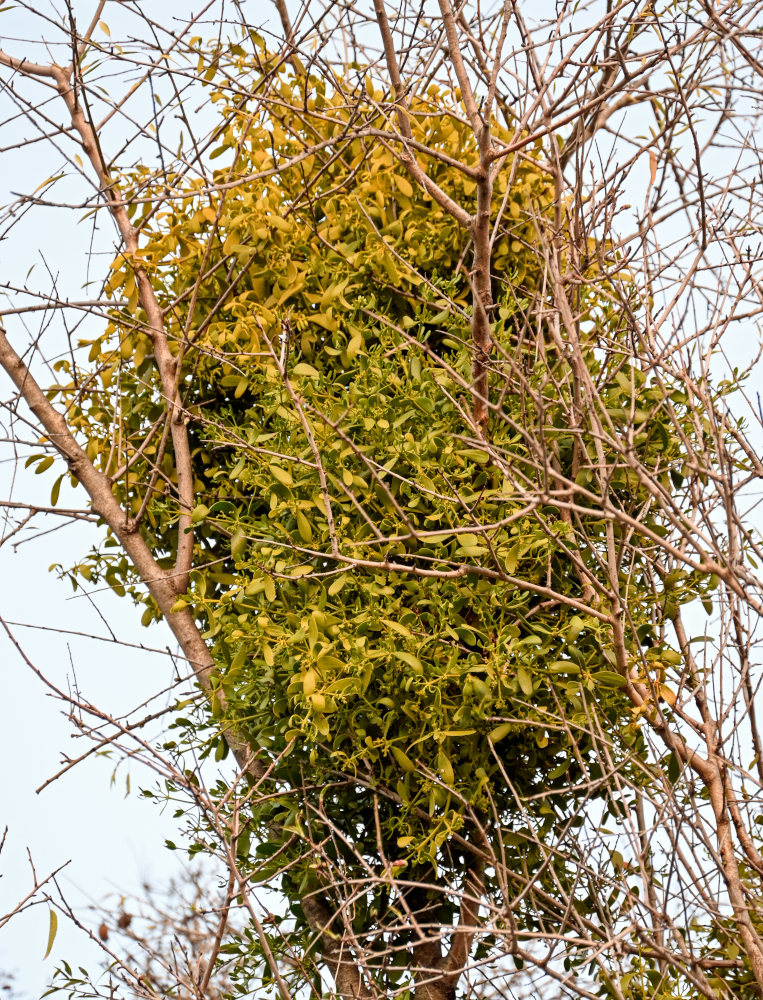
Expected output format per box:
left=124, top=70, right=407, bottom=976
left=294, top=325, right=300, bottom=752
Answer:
left=49, top=41, right=719, bottom=992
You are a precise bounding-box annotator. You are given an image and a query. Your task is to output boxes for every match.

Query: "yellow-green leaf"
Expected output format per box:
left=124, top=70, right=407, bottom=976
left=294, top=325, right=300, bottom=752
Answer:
left=394, top=650, right=423, bottom=673
left=296, top=510, right=313, bottom=542
left=394, top=173, right=414, bottom=198
left=328, top=574, right=347, bottom=596
left=383, top=619, right=413, bottom=638
left=43, top=908, right=58, bottom=960
left=50, top=474, right=64, bottom=507
left=390, top=746, right=416, bottom=772
left=489, top=723, right=512, bottom=744
left=269, top=215, right=292, bottom=233
left=309, top=692, right=327, bottom=712
left=292, top=362, right=320, bottom=379
left=592, top=669, right=627, bottom=689
left=517, top=666, right=534, bottom=697
left=303, top=668, right=318, bottom=695
left=437, top=748, right=455, bottom=786
left=289, top=564, right=312, bottom=578
left=346, top=332, right=363, bottom=359
left=230, top=531, right=247, bottom=560
left=317, top=653, right=344, bottom=671
left=270, top=463, right=294, bottom=487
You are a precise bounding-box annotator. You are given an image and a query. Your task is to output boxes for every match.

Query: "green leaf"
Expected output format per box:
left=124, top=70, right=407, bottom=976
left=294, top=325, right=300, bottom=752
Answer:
left=327, top=575, right=347, bottom=595
left=191, top=504, right=209, bottom=524
left=296, top=509, right=313, bottom=542
left=208, top=500, right=236, bottom=515
left=437, top=748, right=454, bottom=785
left=383, top=619, right=413, bottom=638
left=43, top=909, right=57, bottom=960
left=390, top=746, right=416, bottom=772
left=50, top=474, right=64, bottom=507
left=231, top=531, right=247, bottom=560
left=346, top=332, right=363, bottom=359
left=517, top=666, right=534, bottom=697
left=270, top=463, right=294, bottom=487
left=303, top=668, right=318, bottom=695
left=547, top=660, right=579, bottom=675
left=393, top=651, right=423, bottom=673
left=591, top=670, right=627, bottom=689
left=489, top=723, right=512, bottom=744
left=504, top=542, right=521, bottom=575
left=548, top=758, right=571, bottom=779
left=292, top=362, right=320, bottom=379
left=317, top=653, right=344, bottom=671
left=566, top=616, right=585, bottom=642
left=289, top=564, right=312, bottom=578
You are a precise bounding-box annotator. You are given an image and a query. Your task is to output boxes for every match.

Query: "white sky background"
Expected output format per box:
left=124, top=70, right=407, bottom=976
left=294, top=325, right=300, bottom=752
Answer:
left=2, top=0, right=763, bottom=995
left=0, top=544, right=189, bottom=995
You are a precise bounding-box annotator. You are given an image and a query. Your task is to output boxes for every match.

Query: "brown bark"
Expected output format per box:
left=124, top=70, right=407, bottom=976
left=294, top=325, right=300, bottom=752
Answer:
left=470, top=128, right=495, bottom=430
left=0, top=327, right=264, bottom=781
left=300, top=892, right=372, bottom=1000
left=409, top=856, right=484, bottom=1000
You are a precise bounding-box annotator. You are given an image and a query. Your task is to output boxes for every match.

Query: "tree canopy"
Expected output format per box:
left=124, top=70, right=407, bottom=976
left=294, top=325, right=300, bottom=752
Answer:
left=4, top=4, right=763, bottom=1000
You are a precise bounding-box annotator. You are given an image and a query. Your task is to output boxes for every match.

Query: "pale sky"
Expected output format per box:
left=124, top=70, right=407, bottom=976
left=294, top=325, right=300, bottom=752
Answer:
left=0, top=529, right=190, bottom=996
